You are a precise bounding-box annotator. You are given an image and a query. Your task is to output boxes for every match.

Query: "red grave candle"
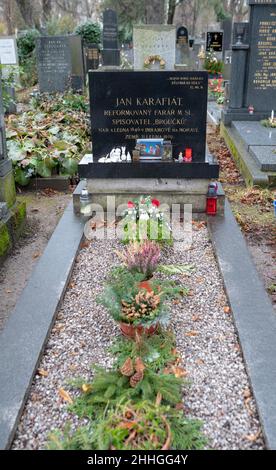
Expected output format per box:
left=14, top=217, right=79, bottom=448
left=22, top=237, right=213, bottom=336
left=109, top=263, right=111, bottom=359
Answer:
left=184, top=148, right=192, bottom=162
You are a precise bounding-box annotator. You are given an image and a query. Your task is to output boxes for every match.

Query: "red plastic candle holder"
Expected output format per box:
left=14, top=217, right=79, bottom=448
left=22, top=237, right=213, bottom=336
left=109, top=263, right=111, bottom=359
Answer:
left=184, top=148, right=192, bottom=162
left=206, top=197, right=217, bottom=215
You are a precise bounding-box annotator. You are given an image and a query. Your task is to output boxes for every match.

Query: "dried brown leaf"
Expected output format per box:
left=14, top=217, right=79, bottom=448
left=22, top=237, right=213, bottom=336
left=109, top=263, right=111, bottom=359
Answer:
left=58, top=388, right=73, bottom=404
left=82, top=383, right=92, bottom=393
left=185, top=330, right=199, bottom=337
left=37, top=368, right=48, bottom=377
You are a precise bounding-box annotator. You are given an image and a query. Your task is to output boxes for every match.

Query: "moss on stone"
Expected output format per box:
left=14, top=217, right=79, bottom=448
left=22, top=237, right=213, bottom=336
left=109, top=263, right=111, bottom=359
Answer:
left=11, top=201, right=26, bottom=235
left=220, top=123, right=268, bottom=187
left=0, top=223, right=11, bottom=258
left=0, top=171, right=16, bottom=207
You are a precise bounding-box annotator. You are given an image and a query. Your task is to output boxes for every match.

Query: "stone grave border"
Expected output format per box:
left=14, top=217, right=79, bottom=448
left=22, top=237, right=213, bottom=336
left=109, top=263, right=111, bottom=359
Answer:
left=220, top=122, right=275, bottom=187
left=0, top=200, right=275, bottom=449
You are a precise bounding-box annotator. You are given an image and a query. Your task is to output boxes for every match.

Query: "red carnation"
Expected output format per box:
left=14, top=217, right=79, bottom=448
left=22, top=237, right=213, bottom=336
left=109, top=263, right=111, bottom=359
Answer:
left=128, top=201, right=135, bottom=208
left=152, top=199, right=160, bottom=207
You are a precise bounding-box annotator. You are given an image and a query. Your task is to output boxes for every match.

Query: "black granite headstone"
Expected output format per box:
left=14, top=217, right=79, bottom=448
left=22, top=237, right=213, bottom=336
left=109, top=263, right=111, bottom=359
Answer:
left=223, top=1, right=276, bottom=124
left=89, top=71, right=208, bottom=162
left=222, top=19, right=232, bottom=54
left=36, top=35, right=84, bottom=93
left=102, top=9, right=120, bottom=66
left=206, top=32, right=223, bottom=52
left=246, top=0, right=276, bottom=110
left=177, top=26, right=188, bottom=46
left=103, top=9, right=119, bottom=49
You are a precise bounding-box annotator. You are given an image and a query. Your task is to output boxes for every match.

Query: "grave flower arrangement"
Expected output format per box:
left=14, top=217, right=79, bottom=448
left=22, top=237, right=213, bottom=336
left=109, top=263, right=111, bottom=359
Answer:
left=203, top=51, right=223, bottom=76
left=98, top=270, right=169, bottom=337
left=116, top=240, right=161, bottom=279
left=144, top=55, right=166, bottom=69
left=121, top=196, right=172, bottom=245
left=208, top=78, right=224, bottom=104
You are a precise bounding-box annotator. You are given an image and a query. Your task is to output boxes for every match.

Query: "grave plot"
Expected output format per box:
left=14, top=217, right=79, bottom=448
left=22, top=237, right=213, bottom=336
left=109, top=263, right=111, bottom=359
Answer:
left=12, top=206, right=263, bottom=450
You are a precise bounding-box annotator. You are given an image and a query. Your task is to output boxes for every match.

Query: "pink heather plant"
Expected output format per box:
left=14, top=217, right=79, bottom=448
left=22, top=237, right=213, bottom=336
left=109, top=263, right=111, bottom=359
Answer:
left=118, top=241, right=161, bottom=278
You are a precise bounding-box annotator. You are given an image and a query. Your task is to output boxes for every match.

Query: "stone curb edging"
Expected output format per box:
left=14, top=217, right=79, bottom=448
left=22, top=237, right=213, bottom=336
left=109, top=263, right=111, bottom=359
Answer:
left=0, top=201, right=84, bottom=449
left=208, top=201, right=276, bottom=450
left=1, top=199, right=275, bottom=450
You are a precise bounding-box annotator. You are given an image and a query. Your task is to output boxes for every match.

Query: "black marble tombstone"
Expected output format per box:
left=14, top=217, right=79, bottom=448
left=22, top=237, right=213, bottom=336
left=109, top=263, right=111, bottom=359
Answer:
left=79, top=70, right=219, bottom=179
left=206, top=32, right=223, bottom=52
left=36, top=35, right=84, bottom=93
left=223, top=0, right=276, bottom=124
left=102, top=9, right=120, bottom=67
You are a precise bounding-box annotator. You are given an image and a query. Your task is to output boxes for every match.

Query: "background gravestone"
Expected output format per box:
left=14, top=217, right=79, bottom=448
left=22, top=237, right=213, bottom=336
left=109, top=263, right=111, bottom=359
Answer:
left=206, top=31, right=223, bottom=52
left=102, top=9, right=120, bottom=67
left=0, top=36, right=18, bottom=114
left=222, top=18, right=232, bottom=59
left=176, top=26, right=189, bottom=65
left=176, top=26, right=188, bottom=46
left=133, top=25, right=176, bottom=71
left=0, top=36, right=18, bottom=66
left=246, top=0, right=276, bottom=111
left=36, top=35, right=84, bottom=93
left=223, top=0, right=276, bottom=124
left=84, top=43, right=99, bottom=71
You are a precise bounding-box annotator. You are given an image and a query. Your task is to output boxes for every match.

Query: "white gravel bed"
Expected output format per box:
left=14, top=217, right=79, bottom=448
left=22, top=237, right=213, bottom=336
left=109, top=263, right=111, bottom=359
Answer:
left=12, top=226, right=264, bottom=450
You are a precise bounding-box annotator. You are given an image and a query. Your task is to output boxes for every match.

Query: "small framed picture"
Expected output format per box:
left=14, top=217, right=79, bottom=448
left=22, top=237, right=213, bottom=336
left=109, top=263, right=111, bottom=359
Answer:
left=162, top=141, right=173, bottom=161
left=136, top=138, right=163, bottom=159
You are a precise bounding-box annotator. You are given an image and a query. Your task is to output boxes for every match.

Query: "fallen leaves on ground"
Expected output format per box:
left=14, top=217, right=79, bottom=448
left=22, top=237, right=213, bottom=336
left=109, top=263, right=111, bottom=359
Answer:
left=245, top=430, right=261, bottom=442
left=195, top=358, right=205, bottom=365
left=223, top=306, right=231, bottom=314
left=192, top=314, right=201, bottom=322
left=37, top=368, right=48, bottom=377
left=82, top=384, right=92, bottom=393
left=58, top=388, right=73, bottom=404
left=185, top=330, right=199, bottom=337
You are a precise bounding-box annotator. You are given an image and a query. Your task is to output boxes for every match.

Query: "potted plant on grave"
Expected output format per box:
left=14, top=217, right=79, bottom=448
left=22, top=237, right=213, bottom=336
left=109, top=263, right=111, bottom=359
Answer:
left=121, top=196, right=172, bottom=246
left=116, top=240, right=161, bottom=283
left=98, top=270, right=169, bottom=338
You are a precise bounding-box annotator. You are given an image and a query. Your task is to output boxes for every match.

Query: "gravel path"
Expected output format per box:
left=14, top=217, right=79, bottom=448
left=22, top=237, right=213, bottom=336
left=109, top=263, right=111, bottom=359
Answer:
left=12, top=226, right=264, bottom=450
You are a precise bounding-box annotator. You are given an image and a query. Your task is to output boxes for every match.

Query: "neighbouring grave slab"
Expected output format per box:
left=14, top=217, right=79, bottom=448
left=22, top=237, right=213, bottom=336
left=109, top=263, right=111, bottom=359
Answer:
left=232, top=121, right=276, bottom=148
left=249, top=146, right=276, bottom=171
left=36, top=35, right=84, bottom=93
left=133, top=25, right=176, bottom=71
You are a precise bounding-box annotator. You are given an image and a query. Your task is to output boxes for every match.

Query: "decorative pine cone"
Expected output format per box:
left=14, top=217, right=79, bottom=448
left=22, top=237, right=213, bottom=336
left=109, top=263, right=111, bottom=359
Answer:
left=120, top=357, right=134, bottom=377
left=134, top=357, right=145, bottom=373
left=130, top=370, right=144, bottom=388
